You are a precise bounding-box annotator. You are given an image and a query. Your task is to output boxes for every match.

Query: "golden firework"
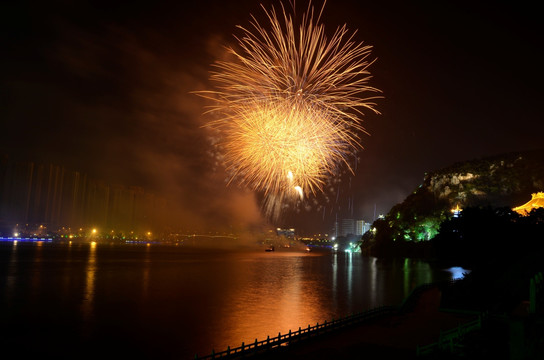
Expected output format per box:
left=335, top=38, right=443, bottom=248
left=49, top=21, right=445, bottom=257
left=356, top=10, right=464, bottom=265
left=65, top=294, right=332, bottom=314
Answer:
left=198, top=1, right=381, bottom=220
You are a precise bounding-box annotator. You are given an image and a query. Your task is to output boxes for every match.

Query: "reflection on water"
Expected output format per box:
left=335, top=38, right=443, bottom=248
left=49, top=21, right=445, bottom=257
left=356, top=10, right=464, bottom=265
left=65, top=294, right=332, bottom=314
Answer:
left=61, top=241, right=73, bottom=301
left=30, top=241, right=44, bottom=299
left=347, top=251, right=353, bottom=300
left=370, top=257, right=377, bottom=305
left=217, top=252, right=327, bottom=349
left=445, top=266, right=471, bottom=280
left=142, top=245, right=151, bottom=300
left=5, top=241, right=18, bottom=303
left=0, top=243, right=457, bottom=359
left=403, top=258, right=433, bottom=296
left=332, top=252, right=337, bottom=308
left=81, top=242, right=97, bottom=327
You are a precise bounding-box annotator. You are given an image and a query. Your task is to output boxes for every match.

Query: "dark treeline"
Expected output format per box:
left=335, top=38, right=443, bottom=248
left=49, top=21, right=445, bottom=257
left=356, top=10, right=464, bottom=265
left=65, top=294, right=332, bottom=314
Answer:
left=431, top=206, right=544, bottom=269
left=362, top=206, right=544, bottom=312
left=431, top=207, right=544, bottom=315
left=376, top=207, right=544, bottom=358
left=362, top=206, right=544, bottom=267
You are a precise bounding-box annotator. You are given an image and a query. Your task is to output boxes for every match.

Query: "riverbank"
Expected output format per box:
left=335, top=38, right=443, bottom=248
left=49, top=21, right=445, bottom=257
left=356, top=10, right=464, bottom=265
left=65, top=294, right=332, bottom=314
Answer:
left=201, top=276, right=544, bottom=360
left=252, top=285, right=477, bottom=360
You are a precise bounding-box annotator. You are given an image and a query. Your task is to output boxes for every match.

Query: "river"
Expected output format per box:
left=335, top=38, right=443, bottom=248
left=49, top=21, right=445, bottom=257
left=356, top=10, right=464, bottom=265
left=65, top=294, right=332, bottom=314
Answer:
left=0, top=240, right=463, bottom=359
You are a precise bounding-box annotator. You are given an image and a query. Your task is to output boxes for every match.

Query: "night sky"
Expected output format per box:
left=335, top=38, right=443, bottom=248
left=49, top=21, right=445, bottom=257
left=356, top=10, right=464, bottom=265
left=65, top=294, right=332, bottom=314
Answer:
left=2, top=1, right=543, bottom=235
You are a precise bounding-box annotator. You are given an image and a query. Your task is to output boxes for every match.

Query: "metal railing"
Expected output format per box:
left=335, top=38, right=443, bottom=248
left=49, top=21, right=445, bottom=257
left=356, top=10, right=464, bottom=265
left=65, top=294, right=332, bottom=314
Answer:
left=196, top=272, right=541, bottom=359
left=194, top=305, right=397, bottom=360
left=195, top=280, right=468, bottom=360
left=416, top=313, right=485, bottom=356
left=416, top=271, right=544, bottom=357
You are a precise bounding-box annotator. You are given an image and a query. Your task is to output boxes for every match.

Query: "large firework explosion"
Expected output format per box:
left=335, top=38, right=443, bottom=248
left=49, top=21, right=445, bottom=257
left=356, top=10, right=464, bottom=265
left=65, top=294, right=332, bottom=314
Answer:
left=198, top=1, right=381, bottom=222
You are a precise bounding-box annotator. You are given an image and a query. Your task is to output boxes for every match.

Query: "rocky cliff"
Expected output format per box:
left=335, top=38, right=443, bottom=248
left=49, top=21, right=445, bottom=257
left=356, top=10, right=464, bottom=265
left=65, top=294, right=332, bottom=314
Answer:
left=423, top=149, right=544, bottom=209
left=376, top=148, right=544, bottom=243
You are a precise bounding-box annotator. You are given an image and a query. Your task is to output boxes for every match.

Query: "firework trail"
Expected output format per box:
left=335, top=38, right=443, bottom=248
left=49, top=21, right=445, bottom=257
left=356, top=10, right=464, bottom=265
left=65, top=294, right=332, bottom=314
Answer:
left=198, top=1, right=381, bottom=221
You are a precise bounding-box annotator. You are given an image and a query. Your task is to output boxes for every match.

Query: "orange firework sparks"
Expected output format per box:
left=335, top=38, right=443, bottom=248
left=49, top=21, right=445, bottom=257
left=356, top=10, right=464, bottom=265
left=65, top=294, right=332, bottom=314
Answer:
left=197, top=1, right=381, bottom=221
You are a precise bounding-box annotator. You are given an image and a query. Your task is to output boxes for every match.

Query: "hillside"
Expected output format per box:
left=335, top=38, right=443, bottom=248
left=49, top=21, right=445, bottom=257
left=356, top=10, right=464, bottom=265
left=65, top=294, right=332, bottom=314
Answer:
left=361, top=148, right=544, bottom=255
left=424, top=149, right=544, bottom=209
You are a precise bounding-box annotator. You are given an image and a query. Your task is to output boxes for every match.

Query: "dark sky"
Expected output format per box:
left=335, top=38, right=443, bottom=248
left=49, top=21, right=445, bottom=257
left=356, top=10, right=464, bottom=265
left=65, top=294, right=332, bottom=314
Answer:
left=2, top=1, right=543, bottom=235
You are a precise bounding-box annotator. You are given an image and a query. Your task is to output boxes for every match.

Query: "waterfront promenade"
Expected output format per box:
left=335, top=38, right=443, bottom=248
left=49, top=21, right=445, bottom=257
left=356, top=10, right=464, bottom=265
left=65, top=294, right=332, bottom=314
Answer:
left=197, top=284, right=480, bottom=360
left=258, top=286, right=476, bottom=359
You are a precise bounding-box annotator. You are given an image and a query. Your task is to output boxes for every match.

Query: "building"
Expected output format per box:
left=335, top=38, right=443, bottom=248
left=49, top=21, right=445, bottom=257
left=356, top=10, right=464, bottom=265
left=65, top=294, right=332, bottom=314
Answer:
left=451, top=204, right=462, bottom=218
left=276, top=228, right=295, bottom=238
left=333, top=218, right=371, bottom=237
left=340, top=218, right=355, bottom=236
left=355, top=220, right=371, bottom=235
left=513, top=192, right=544, bottom=216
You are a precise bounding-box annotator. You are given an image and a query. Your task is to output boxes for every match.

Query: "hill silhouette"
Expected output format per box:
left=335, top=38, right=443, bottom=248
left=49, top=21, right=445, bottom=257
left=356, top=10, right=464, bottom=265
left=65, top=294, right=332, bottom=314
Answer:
left=361, top=148, right=544, bottom=260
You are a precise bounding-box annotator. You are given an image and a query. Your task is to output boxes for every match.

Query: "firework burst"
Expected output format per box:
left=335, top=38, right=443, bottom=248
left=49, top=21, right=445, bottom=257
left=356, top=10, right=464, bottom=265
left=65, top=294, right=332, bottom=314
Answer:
left=198, top=1, right=381, bottom=221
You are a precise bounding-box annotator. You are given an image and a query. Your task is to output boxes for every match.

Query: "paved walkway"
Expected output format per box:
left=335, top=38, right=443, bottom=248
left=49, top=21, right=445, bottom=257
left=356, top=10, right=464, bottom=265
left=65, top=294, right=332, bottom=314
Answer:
left=254, top=286, right=477, bottom=359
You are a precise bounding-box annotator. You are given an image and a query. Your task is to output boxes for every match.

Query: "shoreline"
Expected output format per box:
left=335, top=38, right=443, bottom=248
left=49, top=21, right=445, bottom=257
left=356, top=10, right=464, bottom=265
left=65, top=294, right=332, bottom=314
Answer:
left=197, top=267, right=544, bottom=360
left=196, top=283, right=480, bottom=360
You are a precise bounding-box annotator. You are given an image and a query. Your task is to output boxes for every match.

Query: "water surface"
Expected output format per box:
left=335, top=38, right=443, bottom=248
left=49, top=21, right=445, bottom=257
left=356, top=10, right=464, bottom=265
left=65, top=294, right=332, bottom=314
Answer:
left=0, top=241, right=457, bottom=359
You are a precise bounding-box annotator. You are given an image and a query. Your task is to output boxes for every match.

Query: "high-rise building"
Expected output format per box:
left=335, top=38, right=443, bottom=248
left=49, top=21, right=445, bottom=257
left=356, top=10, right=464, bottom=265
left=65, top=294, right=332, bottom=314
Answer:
left=340, top=218, right=355, bottom=236
left=355, top=220, right=371, bottom=235
left=276, top=228, right=295, bottom=238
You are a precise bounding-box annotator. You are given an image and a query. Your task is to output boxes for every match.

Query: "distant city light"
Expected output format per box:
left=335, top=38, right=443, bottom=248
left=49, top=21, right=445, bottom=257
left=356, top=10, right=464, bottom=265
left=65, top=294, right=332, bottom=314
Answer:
left=0, top=236, right=52, bottom=242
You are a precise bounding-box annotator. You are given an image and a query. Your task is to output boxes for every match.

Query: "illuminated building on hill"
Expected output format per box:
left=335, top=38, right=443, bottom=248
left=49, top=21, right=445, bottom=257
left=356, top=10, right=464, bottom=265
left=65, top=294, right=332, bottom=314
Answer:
left=513, top=192, right=544, bottom=216
left=451, top=204, right=462, bottom=218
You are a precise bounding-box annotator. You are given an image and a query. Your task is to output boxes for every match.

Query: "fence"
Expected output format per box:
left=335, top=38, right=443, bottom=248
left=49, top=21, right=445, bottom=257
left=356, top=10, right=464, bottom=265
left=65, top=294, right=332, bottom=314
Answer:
left=416, top=313, right=485, bottom=356
left=194, top=305, right=397, bottom=360
left=195, top=280, right=467, bottom=360
left=417, top=271, right=544, bottom=357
